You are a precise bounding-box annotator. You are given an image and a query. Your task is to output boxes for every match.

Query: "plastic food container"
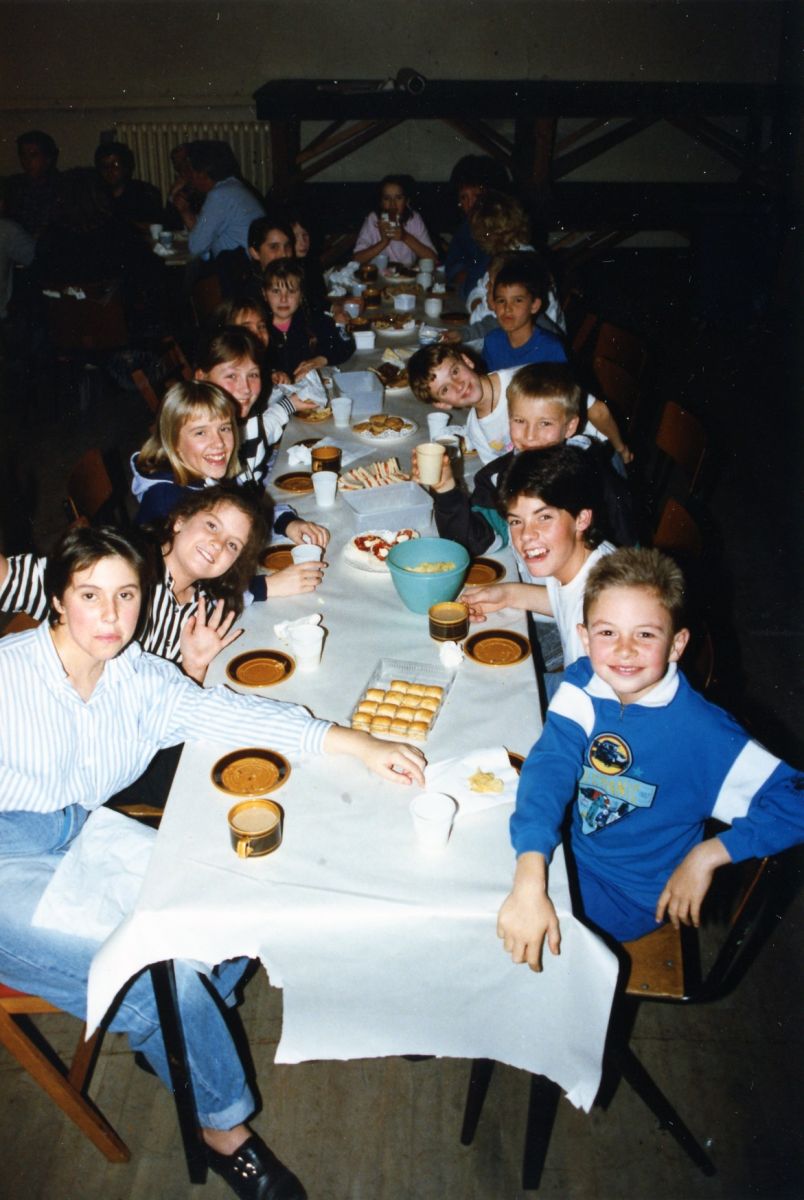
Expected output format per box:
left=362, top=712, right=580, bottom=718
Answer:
left=334, top=370, right=383, bottom=418
left=342, top=482, right=433, bottom=534
left=350, top=656, right=455, bottom=744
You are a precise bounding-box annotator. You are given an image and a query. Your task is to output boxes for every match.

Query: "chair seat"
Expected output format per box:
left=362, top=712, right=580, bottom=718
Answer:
left=623, top=921, right=685, bottom=1000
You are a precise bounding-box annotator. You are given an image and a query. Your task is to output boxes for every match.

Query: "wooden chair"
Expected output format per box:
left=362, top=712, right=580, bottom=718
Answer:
left=131, top=367, right=161, bottom=415
left=654, top=401, right=707, bottom=494
left=0, top=984, right=129, bottom=1162
left=591, top=355, right=642, bottom=435
left=594, top=321, right=648, bottom=381
left=652, top=496, right=703, bottom=559
left=461, top=855, right=781, bottom=1188
left=65, top=448, right=131, bottom=529
left=191, top=273, right=224, bottom=324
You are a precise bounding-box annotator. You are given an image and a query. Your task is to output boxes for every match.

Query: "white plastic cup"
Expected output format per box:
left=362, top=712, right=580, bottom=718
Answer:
left=312, top=470, right=338, bottom=508
left=375, top=252, right=389, bottom=270
left=424, top=297, right=443, bottom=320
left=416, top=271, right=433, bottom=290
left=343, top=300, right=361, bottom=319
left=394, top=293, right=416, bottom=313
left=418, top=256, right=435, bottom=273
left=149, top=223, right=163, bottom=240
left=353, top=330, right=376, bottom=350
left=291, top=543, right=324, bottom=564
left=289, top=624, right=325, bottom=671
left=350, top=282, right=366, bottom=296
left=331, top=395, right=353, bottom=427
left=417, top=442, right=446, bottom=486
left=427, top=412, right=450, bottom=439
left=409, top=792, right=457, bottom=851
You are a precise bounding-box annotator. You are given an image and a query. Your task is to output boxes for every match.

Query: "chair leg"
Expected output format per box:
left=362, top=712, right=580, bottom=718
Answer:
left=611, top=1042, right=716, bottom=1176
left=150, top=960, right=208, bottom=1185
left=522, top=1074, right=561, bottom=1190
left=460, top=1058, right=495, bottom=1145
left=0, top=1009, right=129, bottom=1162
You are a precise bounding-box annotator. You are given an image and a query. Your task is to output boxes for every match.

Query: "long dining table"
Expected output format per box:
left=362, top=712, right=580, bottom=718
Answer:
left=86, top=323, right=619, bottom=1175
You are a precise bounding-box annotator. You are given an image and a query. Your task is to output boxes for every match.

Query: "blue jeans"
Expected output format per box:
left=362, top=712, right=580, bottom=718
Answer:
left=0, top=807, right=255, bottom=1129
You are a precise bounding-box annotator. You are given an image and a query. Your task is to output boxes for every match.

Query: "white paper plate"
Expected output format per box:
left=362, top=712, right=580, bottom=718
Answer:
left=343, top=529, right=419, bottom=573
left=351, top=417, right=417, bottom=443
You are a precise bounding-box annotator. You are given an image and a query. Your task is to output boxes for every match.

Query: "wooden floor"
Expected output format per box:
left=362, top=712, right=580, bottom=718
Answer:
left=1, top=881, right=802, bottom=1200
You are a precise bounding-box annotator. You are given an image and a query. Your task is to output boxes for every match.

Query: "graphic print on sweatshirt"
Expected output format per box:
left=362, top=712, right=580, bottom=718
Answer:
left=577, top=732, right=657, bottom=835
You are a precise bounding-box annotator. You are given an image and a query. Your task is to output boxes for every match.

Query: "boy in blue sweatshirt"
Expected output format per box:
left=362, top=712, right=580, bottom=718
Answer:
left=498, top=547, right=803, bottom=966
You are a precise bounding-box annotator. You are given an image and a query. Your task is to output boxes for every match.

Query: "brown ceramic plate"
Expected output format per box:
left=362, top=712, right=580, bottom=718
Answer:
left=465, top=629, right=531, bottom=667
left=294, top=407, right=332, bottom=423
left=274, top=472, right=314, bottom=494
left=507, top=751, right=525, bottom=774
left=466, top=557, right=506, bottom=586
left=262, top=544, right=295, bottom=571
left=293, top=437, right=320, bottom=449
left=212, top=748, right=291, bottom=797
left=226, top=649, right=295, bottom=687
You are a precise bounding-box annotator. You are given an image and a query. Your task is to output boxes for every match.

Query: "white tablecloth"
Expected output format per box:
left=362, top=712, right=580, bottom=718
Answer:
left=87, top=345, right=619, bottom=1112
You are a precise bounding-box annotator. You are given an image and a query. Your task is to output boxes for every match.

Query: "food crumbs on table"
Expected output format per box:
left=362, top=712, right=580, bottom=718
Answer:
left=468, top=768, right=505, bottom=795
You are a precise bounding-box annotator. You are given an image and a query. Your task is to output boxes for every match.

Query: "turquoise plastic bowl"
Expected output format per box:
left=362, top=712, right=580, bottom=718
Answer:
left=386, top=537, right=470, bottom=614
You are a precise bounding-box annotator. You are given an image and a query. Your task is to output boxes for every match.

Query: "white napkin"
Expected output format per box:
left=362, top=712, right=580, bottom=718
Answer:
left=438, top=641, right=464, bottom=671
left=325, top=262, right=360, bottom=288
left=276, top=369, right=328, bottom=408
left=274, top=612, right=323, bottom=640
left=285, top=437, right=366, bottom=470
left=32, top=808, right=156, bottom=942
left=424, top=746, right=518, bottom=820
left=152, top=243, right=174, bottom=257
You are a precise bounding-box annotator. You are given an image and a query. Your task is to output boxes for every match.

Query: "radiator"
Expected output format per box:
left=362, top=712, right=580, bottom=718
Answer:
left=113, top=122, right=272, bottom=200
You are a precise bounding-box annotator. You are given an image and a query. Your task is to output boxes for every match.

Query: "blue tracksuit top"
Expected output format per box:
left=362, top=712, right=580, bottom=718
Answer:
left=512, top=657, right=803, bottom=940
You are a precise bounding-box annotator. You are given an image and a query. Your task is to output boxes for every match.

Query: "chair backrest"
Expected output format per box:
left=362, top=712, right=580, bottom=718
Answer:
left=652, top=496, right=703, bottom=559
left=0, top=612, right=40, bottom=637
left=66, top=448, right=131, bottom=529
left=44, top=282, right=128, bottom=353
left=654, top=401, right=707, bottom=491
left=594, top=321, right=648, bottom=380
left=591, top=355, right=641, bottom=433
left=131, top=368, right=161, bottom=415
left=191, top=273, right=224, bottom=324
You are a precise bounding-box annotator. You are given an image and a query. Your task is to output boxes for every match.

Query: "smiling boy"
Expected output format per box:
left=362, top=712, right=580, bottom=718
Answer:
left=497, top=548, right=803, bottom=966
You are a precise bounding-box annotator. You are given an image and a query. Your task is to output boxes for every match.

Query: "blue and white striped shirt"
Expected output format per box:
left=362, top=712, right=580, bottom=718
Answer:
left=0, top=623, right=330, bottom=814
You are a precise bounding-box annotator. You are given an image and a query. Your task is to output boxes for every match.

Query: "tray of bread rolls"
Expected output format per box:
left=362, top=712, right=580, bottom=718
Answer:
left=350, top=657, right=454, bottom=744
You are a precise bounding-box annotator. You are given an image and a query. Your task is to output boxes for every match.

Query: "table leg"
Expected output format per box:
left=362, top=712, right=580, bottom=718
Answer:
left=149, top=960, right=208, bottom=1184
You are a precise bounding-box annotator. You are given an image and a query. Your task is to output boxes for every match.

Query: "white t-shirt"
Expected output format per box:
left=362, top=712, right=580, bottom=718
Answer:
left=464, top=367, right=517, bottom=464
left=544, top=542, right=616, bottom=666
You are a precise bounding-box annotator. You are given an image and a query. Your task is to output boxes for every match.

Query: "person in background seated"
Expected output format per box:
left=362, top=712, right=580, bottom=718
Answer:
left=353, top=174, right=435, bottom=267
left=263, top=257, right=354, bottom=381
left=482, top=255, right=567, bottom=371
left=498, top=547, right=803, bottom=966
left=286, top=203, right=328, bottom=314
left=444, top=154, right=511, bottom=297
left=175, top=140, right=265, bottom=262
left=0, top=524, right=425, bottom=1200
left=5, top=130, right=61, bottom=236
left=164, top=142, right=203, bottom=230
left=94, top=141, right=163, bottom=231
left=247, top=214, right=294, bottom=272
left=0, top=178, right=35, bottom=322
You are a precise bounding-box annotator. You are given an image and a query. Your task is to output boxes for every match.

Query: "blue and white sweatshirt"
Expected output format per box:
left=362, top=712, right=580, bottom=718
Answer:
left=512, top=657, right=803, bottom=940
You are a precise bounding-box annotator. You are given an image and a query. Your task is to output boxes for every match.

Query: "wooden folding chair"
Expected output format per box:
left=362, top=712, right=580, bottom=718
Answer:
left=131, top=368, right=161, bottom=415
left=0, top=983, right=129, bottom=1162
left=654, top=401, right=707, bottom=493
left=652, top=496, right=703, bottom=559
left=594, top=321, right=648, bottom=381
left=65, top=448, right=131, bottom=529
left=461, top=856, right=781, bottom=1188
left=591, top=355, right=642, bottom=435
left=191, top=273, right=224, bottom=324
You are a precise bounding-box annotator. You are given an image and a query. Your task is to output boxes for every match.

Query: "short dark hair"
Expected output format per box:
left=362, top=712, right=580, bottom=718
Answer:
left=492, top=253, right=550, bottom=309
left=186, top=140, right=241, bottom=182
left=583, top=547, right=687, bottom=631
left=262, top=257, right=306, bottom=294
left=450, top=154, right=510, bottom=193
left=44, top=525, right=150, bottom=630
left=17, top=130, right=58, bottom=163
left=94, top=141, right=135, bottom=174
left=497, top=444, right=604, bottom=549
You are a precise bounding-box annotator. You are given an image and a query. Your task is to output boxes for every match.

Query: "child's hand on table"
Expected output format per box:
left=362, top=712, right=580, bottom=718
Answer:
left=655, top=837, right=731, bottom=929
left=460, top=583, right=511, bottom=623
left=265, top=562, right=326, bottom=597
left=497, top=852, right=562, bottom=972
left=286, top=519, right=330, bottom=548
left=324, top=727, right=426, bottom=787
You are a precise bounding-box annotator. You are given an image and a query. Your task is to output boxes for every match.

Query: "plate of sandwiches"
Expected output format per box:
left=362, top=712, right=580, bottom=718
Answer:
left=338, top=457, right=410, bottom=490
left=351, top=414, right=417, bottom=442
left=372, top=314, right=416, bottom=337
left=343, top=528, right=420, bottom=573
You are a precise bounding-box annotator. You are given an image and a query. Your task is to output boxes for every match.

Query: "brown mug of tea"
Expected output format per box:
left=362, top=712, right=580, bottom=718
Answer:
left=428, top=601, right=470, bottom=642
left=311, top=445, right=342, bottom=474
left=228, top=799, right=284, bottom=858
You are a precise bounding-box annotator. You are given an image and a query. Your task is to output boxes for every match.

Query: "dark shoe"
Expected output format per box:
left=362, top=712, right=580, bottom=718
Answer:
left=207, top=1134, right=307, bottom=1200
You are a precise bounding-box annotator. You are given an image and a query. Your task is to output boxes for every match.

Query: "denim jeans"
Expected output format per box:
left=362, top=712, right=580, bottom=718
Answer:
left=0, top=807, right=255, bottom=1129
